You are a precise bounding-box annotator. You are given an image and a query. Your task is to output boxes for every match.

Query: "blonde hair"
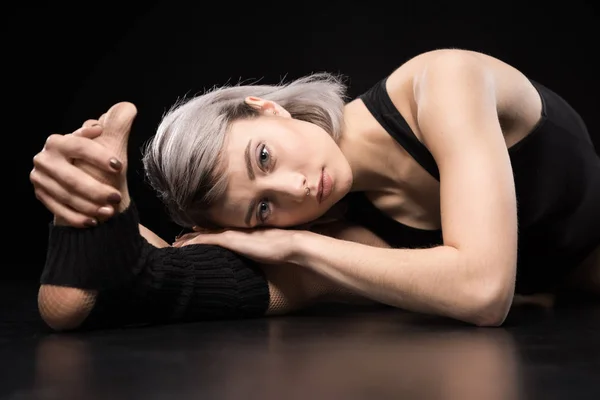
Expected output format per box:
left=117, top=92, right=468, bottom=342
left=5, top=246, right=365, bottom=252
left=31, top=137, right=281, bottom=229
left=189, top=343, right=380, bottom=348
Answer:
left=141, top=72, right=348, bottom=228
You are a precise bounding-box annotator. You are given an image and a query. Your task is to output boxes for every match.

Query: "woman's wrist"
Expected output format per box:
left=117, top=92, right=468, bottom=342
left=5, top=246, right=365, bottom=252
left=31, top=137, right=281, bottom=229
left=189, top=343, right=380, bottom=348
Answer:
left=287, top=230, right=322, bottom=269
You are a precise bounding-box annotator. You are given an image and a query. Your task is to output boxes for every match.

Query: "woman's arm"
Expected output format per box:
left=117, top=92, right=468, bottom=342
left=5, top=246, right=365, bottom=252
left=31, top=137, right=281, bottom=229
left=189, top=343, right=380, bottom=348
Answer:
left=288, top=52, right=518, bottom=326
left=186, top=52, right=517, bottom=326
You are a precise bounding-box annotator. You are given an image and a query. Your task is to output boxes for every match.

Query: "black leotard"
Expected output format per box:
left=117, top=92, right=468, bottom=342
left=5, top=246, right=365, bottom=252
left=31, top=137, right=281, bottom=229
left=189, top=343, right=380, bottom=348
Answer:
left=344, top=78, right=600, bottom=294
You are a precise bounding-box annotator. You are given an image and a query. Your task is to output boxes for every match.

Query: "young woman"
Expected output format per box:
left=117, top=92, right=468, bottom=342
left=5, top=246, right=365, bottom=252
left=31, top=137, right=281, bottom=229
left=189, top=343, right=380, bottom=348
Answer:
left=31, top=48, right=600, bottom=330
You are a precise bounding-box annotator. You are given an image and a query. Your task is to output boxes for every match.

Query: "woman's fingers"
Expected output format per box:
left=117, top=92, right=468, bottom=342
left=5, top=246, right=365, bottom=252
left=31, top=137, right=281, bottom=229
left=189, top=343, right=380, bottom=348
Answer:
left=32, top=152, right=122, bottom=208
left=33, top=187, right=99, bottom=229
left=81, top=119, right=100, bottom=128
left=30, top=166, right=115, bottom=220
left=42, top=133, right=122, bottom=173
left=71, top=124, right=103, bottom=140
left=30, top=109, right=134, bottom=228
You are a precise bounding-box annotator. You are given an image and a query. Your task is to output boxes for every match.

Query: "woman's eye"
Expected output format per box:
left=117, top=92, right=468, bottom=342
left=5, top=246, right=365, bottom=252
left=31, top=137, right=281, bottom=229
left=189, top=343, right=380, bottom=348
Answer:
left=257, top=201, right=270, bottom=222
left=258, top=145, right=270, bottom=168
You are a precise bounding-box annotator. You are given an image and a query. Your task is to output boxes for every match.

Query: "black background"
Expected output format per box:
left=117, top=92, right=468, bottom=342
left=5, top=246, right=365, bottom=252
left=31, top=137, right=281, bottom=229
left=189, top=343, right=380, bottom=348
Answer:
left=7, top=1, right=598, bottom=281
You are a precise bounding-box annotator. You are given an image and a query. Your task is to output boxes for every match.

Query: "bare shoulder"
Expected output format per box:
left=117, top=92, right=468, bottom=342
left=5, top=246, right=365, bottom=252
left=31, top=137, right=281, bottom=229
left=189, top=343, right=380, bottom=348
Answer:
left=388, top=48, right=531, bottom=92
left=384, top=48, right=542, bottom=131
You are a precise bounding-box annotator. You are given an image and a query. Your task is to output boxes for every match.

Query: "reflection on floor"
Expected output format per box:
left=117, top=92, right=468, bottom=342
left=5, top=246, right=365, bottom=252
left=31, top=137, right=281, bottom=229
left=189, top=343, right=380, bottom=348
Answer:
left=1, top=280, right=599, bottom=400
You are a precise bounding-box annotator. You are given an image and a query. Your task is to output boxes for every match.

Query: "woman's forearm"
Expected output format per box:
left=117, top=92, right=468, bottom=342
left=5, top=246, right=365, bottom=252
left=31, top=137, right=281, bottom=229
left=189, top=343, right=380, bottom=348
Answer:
left=290, top=232, right=512, bottom=326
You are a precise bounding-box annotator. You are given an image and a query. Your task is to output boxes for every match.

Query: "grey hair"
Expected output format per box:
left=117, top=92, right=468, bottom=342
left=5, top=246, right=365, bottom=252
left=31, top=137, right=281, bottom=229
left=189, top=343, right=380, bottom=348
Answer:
left=141, top=72, right=348, bottom=228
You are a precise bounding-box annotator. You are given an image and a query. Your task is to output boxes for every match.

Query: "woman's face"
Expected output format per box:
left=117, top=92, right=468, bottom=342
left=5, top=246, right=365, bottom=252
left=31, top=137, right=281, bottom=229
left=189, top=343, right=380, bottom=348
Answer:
left=209, top=102, right=353, bottom=229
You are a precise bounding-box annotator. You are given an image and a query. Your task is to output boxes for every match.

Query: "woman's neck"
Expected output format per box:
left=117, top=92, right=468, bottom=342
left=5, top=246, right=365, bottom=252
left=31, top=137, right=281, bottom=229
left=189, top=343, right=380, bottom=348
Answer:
left=338, top=100, right=404, bottom=193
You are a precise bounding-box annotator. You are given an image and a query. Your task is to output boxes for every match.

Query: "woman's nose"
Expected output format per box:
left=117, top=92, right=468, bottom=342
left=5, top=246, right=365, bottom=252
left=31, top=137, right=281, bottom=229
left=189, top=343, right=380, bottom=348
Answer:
left=274, top=173, right=307, bottom=202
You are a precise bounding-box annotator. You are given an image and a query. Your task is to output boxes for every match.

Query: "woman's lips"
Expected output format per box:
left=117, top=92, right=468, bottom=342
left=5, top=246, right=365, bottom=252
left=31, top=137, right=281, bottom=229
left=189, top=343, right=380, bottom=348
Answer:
left=318, top=169, right=332, bottom=204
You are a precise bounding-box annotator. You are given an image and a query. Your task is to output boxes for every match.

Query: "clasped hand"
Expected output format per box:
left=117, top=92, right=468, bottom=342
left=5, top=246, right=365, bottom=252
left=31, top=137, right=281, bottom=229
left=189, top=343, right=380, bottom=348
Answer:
left=30, top=103, right=136, bottom=228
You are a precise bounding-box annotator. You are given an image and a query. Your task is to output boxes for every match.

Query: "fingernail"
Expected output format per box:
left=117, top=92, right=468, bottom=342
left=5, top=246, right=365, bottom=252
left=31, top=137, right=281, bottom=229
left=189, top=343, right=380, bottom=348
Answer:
left=107, top=193, right=121, bottom=204
left=84, top=218, right=97, bottom=228
left=92, top=123, right=102, bottom=127
left=98, top=206, right=113, bottom=217
left=109, top=158, right=122, bottom=170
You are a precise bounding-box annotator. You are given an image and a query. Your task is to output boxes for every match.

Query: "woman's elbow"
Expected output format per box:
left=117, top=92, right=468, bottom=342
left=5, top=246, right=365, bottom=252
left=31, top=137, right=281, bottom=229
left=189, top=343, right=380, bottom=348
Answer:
left=470, top=302, right=510, bottom=327
left=464, top=277, right=514, bottom=327
left=38, top=285, right=96, bottom=331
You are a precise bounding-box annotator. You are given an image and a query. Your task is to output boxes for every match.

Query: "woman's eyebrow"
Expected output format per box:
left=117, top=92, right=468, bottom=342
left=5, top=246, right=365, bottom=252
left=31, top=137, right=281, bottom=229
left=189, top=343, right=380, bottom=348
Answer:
left=244, top=139, right=255, bottom=181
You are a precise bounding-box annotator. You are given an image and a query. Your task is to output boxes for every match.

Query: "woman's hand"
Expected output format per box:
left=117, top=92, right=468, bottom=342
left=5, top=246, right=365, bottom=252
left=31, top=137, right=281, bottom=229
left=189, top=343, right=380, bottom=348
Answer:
left=172, top=221, right=391, bottom=266
left=173, top=227, right=303, bottom=265
left=30, top=122, right=124, bottom=228
left=30, top=102, right=137, bottom=228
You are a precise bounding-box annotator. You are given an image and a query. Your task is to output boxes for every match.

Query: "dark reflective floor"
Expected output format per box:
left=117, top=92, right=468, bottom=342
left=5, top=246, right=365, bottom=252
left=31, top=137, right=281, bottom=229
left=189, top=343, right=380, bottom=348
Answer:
left=2, top=280, right=600, bottom=400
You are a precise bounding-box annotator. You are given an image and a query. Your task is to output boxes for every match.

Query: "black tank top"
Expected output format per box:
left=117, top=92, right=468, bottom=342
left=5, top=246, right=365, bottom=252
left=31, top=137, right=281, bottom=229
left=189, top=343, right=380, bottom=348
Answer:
left=342, top=78, right=600, bottom=294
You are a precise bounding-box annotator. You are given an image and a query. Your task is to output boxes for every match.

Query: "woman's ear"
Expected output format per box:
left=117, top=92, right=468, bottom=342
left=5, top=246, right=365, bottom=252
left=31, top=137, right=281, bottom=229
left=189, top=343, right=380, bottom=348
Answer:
left=244, top=96, right=291, bottom=118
